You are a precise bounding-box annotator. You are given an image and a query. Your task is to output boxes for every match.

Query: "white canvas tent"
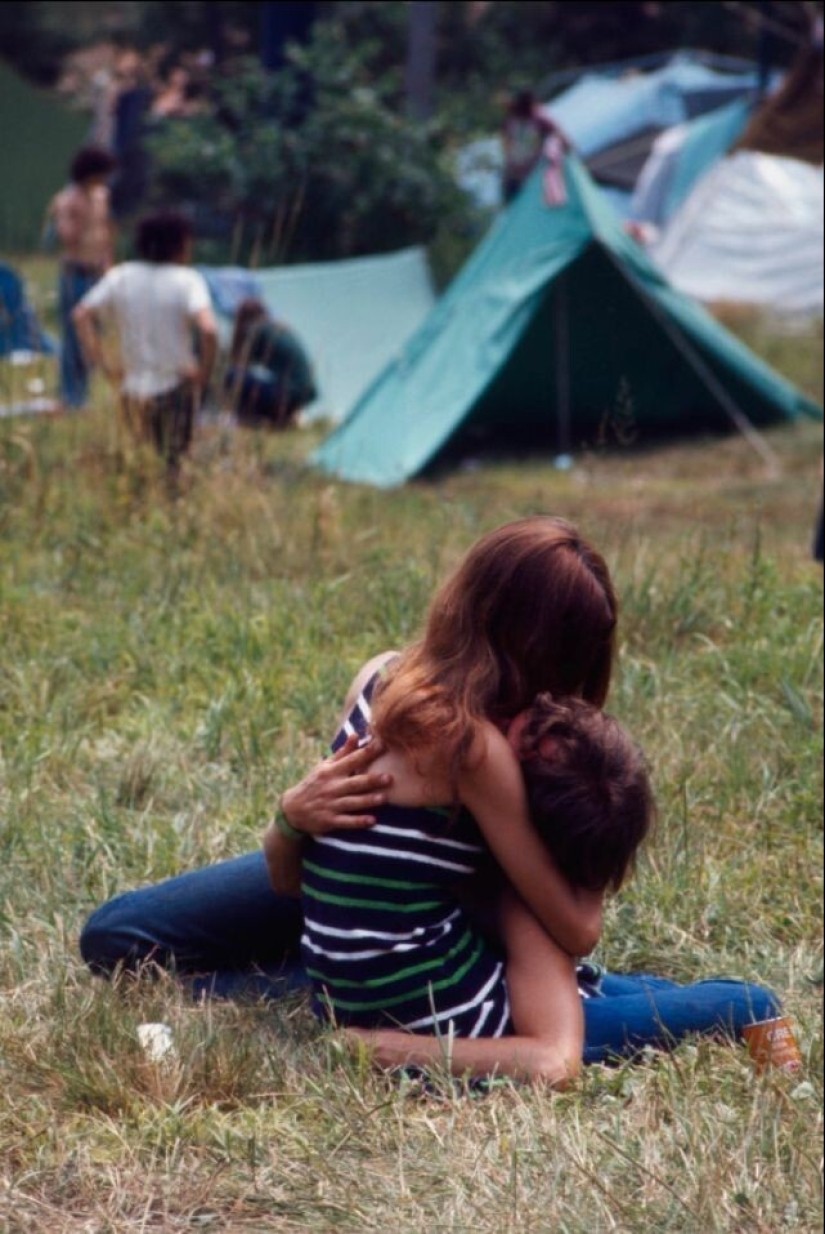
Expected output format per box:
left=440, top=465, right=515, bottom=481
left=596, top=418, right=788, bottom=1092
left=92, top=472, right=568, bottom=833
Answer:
left=651, top=149, right=824, bottom=318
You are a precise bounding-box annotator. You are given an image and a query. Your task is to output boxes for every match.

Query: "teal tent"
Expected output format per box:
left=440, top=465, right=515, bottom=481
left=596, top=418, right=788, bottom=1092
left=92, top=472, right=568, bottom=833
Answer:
left=314, top=155, right=821, bottom=489
left=630, top=97, right=753, bottom=227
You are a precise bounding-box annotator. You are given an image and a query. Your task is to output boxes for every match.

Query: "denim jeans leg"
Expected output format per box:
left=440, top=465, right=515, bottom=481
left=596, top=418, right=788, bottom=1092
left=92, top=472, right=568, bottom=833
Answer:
left=80, top=851, right=307, bottom=999
left=582, top=973, right=782, bottom=1065
left=59, top=266, right=97, bottom=408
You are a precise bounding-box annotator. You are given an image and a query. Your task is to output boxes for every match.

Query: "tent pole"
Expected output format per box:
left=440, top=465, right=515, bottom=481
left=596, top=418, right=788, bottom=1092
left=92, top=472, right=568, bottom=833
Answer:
left=555, top=272, right=572, bottom=460
left=602, top=245, right=781, bottom=475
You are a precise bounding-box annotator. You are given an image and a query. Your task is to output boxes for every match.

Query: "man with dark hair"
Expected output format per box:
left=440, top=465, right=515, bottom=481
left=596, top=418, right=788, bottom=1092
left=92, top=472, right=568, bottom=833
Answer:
left=47, top=145, right=117, bottom=409
left=134, top=212, right=196, bottom=264
left=73, top=211, right=218, bottom=480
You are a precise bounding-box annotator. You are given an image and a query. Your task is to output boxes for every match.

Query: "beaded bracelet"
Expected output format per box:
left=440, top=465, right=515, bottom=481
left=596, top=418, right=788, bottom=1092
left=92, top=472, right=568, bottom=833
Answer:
left=274, top=803, right=303, bottom=842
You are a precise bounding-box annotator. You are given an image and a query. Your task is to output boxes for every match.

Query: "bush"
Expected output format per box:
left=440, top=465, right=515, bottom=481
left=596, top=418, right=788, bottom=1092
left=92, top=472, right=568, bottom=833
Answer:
left=147, top=27, right=478, bottom=268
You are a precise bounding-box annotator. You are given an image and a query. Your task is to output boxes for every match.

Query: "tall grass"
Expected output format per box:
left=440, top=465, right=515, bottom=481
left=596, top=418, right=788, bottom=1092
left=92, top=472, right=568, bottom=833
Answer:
left=0, top=309, right=822, bottom=1229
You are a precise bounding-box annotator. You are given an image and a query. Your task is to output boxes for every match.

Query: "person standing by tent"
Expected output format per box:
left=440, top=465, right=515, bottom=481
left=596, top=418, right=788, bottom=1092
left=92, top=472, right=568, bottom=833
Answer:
left=72, top=211, right=218, bottom=482
left=47, top=145, right=117, bottom=410
left=502, top=90, right=567, bottom=203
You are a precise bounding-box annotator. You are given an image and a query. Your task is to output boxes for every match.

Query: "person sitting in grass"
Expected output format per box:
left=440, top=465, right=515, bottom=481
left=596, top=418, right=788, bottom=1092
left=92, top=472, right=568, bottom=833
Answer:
left=81, top=518, right=783, bottom=1077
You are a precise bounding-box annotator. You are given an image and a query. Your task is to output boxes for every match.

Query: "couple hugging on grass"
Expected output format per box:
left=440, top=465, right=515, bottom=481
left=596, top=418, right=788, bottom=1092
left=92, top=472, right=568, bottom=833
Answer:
left=81, top=517, right=791, bottom=1085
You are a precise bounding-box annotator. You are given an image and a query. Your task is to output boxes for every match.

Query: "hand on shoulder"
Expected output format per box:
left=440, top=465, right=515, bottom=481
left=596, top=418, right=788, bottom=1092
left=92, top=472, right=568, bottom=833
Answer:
left=276, top=651, right=399, bottom=840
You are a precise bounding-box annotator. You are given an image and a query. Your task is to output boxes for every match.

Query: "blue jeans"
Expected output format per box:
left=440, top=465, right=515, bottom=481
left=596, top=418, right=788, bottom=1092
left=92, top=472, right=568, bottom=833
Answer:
left=224, top=368, right=298, bottom=428
left=59, top=262, right=100, bottom=408
left=79, top=852, right=781, bottom=1064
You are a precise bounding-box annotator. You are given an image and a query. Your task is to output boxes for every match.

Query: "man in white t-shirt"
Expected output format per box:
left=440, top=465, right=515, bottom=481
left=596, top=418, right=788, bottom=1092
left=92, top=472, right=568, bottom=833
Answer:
left=73, top=210, right=218, bottom=477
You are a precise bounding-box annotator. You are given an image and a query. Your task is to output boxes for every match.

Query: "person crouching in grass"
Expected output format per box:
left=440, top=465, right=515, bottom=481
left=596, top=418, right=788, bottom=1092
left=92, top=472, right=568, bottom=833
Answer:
left=73, top=211, right=218, bottom=482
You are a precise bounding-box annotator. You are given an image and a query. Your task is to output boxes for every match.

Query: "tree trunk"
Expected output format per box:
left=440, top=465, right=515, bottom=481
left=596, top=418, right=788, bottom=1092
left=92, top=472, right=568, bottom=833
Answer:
left=405, top=1, right=439, bottom=122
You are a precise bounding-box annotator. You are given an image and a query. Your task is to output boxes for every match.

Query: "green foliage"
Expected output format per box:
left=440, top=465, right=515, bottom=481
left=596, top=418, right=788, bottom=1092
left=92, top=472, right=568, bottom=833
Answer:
left=134, top=0, right=263, bottom=57
left=0, top=0, right=265, bottom=82
left=0, top=1, right=76, bottom=84
left=147, top=31, right=477, bottom=266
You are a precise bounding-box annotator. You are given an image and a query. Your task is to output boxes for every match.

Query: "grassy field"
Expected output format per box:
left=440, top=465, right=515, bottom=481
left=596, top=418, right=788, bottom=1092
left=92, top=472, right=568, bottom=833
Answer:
left=0, top=286, right=823, bottom=1230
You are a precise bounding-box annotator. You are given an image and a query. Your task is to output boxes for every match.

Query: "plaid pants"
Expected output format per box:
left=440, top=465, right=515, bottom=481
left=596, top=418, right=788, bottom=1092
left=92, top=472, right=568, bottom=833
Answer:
left=123, top=379, right=196, bottom=469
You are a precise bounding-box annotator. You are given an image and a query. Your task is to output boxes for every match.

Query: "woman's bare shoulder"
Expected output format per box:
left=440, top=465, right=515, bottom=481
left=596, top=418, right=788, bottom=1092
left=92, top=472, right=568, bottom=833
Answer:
left=465, top=716, right=514, bottom=769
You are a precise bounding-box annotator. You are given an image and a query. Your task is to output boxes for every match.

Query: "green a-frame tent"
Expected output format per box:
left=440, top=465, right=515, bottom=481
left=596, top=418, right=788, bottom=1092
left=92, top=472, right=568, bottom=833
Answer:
left=314, top=154, right=821, bottom=488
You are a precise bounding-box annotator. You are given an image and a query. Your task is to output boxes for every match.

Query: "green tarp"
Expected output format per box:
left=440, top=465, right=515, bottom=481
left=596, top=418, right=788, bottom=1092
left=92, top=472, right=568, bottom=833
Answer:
left=314, top=155, right=821, bottom=489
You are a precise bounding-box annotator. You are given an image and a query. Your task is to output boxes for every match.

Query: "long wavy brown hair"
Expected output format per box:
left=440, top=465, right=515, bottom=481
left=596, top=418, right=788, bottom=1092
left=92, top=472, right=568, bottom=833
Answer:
left=370, top=517, right=618, bottom=787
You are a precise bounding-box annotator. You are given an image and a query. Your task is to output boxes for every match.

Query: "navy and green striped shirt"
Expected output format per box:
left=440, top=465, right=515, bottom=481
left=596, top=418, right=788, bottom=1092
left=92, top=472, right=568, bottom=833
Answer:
left=300, top=675, right=513, bottom=1036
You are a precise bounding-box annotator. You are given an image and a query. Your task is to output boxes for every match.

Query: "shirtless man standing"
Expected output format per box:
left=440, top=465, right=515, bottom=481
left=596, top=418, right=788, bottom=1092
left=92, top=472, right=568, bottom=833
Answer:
left=48, top=146, right=117, bottom=409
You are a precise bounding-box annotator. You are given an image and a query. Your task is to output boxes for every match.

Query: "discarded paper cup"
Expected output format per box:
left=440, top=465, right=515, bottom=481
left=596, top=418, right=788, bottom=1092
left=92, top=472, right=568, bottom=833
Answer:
left=742, top=1016, right=802, bottom=1074
left=137, top=1022, right=176, bottom=1063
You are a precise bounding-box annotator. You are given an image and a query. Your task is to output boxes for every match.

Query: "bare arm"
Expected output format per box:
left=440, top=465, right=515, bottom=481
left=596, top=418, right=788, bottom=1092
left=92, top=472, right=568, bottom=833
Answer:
left=192, top=307, right=218, bottom=391
left=458, top=724, right=604, bottom=957
left=72, top=303, right=102, bottom=367
left=53, top=193, right=84, bottom=250
left=342, top=891, right=583, bottom=1087
left=263, top=821, right=303, bottom=897
left=73, top=302, right=122, bottom=385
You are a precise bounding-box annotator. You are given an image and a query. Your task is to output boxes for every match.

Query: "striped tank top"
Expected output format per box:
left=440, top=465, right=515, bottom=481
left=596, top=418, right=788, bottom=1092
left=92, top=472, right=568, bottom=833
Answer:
left=300, top=673, right=513, bottom=1037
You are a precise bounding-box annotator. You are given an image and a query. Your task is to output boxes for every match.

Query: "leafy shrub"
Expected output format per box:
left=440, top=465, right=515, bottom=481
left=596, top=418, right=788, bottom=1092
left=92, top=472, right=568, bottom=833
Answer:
left=147, top=27, right=477, bottom=268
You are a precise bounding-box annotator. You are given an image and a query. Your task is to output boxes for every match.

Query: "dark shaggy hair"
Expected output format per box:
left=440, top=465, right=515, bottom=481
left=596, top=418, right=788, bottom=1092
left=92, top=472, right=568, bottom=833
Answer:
left=69, top=146, right=117, bottom=184
left=515, top=695, right=655, bottom=894
left=135, top=211, right=193, bottom=263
